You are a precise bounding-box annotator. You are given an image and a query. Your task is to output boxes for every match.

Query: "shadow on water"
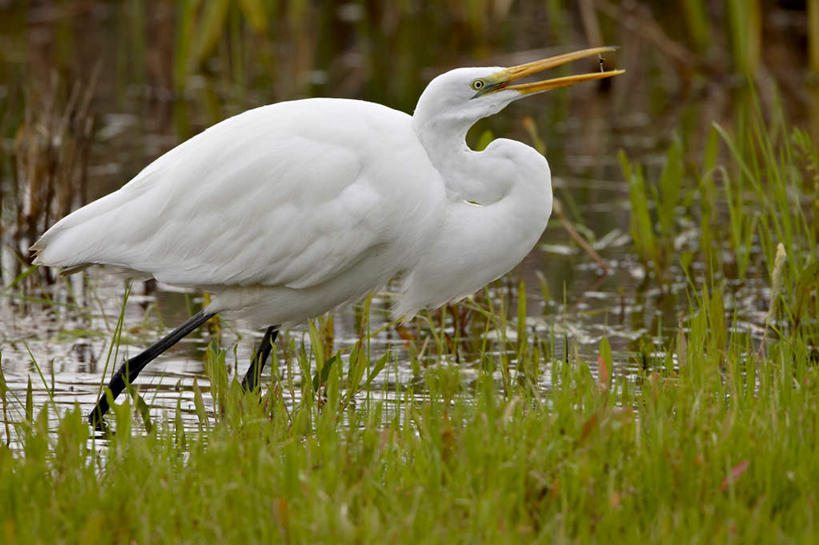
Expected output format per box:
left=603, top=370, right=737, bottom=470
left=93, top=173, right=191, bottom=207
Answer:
left=0, top=1, right=814, bottom=435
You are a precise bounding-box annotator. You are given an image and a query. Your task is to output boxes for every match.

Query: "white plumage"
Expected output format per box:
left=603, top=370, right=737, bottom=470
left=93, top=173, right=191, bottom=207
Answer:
left=34, top=50, right=624, bottom=325
left=32, top=48, right=622, bottom=425
left=35, top=99, right=445, bottom=325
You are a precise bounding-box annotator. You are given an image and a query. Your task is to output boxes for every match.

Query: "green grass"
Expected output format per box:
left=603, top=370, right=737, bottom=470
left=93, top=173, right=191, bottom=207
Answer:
left=3, top=120, right=819, bottom=542
left=1, top=102, right=818, bottom=544
left=1, top=291, right=817, bottom=543
left=2, top=12, right=818, bottom=540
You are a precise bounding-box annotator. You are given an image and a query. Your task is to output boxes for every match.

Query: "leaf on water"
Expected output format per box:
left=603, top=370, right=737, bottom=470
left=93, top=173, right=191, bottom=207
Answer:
left=719, top=460, right=750, bottom=491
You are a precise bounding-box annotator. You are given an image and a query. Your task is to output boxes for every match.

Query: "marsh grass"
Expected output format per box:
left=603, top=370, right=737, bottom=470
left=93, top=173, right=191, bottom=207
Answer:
left=0, top=69, right=98, bottom=303
left=0, top=281, right=818, bottom=543
left=1, top=109, right=817, bottom=542
left=620, top=95, right=818, bottom=346
left=1, top=3, right=818, bottom=542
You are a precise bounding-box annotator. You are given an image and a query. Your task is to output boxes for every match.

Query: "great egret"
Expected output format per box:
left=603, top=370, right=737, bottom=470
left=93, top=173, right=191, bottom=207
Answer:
left=32, top=47, right=623, bottom=426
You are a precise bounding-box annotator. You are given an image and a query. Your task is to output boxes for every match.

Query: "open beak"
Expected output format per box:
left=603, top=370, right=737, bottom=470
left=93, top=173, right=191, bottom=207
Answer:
left=486, top=46, right=624, bottom=96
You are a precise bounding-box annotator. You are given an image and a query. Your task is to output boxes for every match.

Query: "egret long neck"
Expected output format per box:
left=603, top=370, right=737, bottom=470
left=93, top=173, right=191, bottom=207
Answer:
left=413, top=114, right=509, bottom=203
left=395, top=136, right=553, bottom=318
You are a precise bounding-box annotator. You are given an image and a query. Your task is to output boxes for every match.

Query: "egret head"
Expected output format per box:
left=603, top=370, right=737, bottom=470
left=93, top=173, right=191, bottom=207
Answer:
left=413, top=46, right=624, bottom=133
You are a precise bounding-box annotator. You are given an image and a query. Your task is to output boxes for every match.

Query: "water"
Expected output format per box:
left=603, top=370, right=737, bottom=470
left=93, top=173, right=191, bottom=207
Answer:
left=0, top=2, right=811, bottom=437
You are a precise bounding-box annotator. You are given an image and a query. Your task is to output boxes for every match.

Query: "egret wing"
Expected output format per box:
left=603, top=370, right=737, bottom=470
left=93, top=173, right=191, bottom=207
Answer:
left=33, top=101, right=404, bottom=290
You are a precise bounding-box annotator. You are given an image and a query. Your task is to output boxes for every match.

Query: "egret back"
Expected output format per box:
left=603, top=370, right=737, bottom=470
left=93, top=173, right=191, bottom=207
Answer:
left=33, top=98, right=443, bottom=302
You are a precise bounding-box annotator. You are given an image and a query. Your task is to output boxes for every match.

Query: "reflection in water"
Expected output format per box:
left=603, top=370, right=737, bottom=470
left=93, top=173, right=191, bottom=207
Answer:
left=0, top=2, right=813, bottom=435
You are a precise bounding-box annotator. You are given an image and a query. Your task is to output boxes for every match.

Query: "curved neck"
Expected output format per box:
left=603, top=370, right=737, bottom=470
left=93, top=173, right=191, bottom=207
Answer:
left=412, top=113, right=509, bottom=203
left=395, top=158, right=552, bottom=318
left=412, top=113, right=471, bottom=167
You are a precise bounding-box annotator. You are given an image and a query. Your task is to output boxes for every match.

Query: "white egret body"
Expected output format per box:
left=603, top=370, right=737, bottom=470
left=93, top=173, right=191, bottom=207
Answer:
left=32, top=47, right=622, bottom=425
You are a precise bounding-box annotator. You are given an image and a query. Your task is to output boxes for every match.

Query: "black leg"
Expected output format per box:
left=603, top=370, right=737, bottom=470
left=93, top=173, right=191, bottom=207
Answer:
left=241, top=326, right=279, bottom=391
left=87, top=310, right=215, bottom=428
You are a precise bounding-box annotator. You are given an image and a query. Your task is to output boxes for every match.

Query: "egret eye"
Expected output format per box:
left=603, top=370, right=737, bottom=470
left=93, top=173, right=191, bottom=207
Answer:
left=471, top=79, right=485, bottom=91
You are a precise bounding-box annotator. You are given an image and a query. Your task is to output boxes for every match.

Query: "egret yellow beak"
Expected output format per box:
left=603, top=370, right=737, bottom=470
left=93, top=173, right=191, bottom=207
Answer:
left=485, top=46, right=624, bottom=96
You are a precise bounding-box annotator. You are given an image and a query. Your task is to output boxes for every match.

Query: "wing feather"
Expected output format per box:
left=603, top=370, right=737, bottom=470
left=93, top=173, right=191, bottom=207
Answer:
left=33, top=99, right=408, bottom=290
